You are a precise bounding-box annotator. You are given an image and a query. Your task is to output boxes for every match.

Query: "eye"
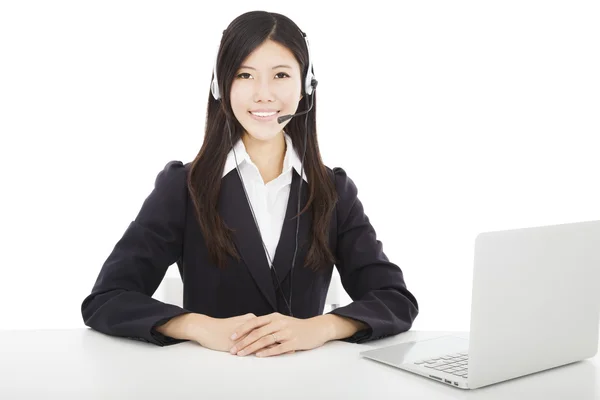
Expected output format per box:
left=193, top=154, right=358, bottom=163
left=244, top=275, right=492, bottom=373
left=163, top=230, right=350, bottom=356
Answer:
left=275, top=72, right=290, bottom=79
left=236, top=73, right=251, bottom=79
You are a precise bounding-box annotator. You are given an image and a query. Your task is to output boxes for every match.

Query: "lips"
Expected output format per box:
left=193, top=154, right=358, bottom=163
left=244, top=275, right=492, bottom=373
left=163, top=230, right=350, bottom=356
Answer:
left=248, top=110, right=280, bottom=122
left=249, top=110, right=279, bottom=116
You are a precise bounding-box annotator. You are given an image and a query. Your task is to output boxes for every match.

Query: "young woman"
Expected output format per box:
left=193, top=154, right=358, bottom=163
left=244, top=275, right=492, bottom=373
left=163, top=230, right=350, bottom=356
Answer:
left=81, top=10, right=419, bottom=358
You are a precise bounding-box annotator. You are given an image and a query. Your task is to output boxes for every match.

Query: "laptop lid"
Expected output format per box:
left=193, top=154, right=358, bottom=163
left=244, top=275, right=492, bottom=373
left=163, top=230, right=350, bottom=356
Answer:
left=467, top=220, right=600, bottom=389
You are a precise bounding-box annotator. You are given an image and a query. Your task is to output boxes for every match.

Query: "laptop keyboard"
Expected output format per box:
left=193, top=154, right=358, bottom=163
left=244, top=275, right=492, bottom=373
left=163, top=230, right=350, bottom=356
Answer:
left=414, top=352, right=469, bottom=378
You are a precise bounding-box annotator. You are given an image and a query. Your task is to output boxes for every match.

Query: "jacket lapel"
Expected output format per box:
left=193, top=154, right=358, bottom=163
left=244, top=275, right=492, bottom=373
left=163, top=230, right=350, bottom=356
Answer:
left=271, top=171, right=311, bottom=284
left=219, top=171, right=277, bottom=310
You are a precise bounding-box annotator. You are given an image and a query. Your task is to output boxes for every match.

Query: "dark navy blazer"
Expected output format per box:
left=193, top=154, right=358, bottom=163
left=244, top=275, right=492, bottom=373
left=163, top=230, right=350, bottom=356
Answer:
left=81, top=161, right=419, bottom=346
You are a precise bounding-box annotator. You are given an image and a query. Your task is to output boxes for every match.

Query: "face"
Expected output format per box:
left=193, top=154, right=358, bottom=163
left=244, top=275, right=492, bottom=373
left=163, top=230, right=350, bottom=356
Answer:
left=230, top=39, right=303, bottom=142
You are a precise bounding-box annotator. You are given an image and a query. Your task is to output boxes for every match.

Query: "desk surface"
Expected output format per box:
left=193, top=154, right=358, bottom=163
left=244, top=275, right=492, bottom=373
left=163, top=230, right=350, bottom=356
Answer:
left=0, top=329, right=598, bottom=399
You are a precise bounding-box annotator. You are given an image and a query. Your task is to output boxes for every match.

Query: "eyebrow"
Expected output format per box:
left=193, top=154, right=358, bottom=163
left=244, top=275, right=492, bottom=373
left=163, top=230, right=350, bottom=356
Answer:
left=239, top=65, right=293, bottom=70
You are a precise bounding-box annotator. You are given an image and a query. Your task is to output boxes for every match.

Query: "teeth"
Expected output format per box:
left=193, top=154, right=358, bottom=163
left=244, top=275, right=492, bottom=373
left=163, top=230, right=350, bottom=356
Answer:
left=251, top=111, right=277, bottom=117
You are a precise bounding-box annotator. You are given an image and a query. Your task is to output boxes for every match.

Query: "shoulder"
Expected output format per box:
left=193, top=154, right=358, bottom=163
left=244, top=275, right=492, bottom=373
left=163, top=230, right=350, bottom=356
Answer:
left=134, top=161, right=192, bottom=225
left=154, top=160, right=192, bottom=188
left=329, top=166, right=358, bottom=199
left=149, top=161, right=194, bottom=202
left=324, top=165, right=359, bottom=224
left=324, top=165, right=359, bottom=202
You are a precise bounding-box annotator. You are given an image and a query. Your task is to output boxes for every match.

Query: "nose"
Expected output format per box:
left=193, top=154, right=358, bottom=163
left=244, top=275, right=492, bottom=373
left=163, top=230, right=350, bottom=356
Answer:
left=253, top=78, right=275, bottom=103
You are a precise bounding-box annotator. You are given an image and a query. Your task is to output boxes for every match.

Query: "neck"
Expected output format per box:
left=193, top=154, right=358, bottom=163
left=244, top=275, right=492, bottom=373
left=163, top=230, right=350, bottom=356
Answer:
left=242, top=131, right=286, bottom=184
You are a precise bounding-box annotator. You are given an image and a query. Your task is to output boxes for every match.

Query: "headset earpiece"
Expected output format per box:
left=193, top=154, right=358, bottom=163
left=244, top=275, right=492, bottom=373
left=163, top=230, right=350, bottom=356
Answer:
left=211, top=43, right=221, bottom=100
left=302, top=33, right=316, bottom=96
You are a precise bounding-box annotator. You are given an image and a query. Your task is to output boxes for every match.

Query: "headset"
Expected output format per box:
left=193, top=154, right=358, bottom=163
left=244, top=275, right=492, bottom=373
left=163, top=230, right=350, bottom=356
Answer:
left=212, top=28, right=318, bottom=317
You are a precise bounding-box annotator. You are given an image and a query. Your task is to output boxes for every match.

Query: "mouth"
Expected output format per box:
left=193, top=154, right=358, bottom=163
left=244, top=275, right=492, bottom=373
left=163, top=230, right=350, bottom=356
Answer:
left=248, top=110, right=280, bottom=122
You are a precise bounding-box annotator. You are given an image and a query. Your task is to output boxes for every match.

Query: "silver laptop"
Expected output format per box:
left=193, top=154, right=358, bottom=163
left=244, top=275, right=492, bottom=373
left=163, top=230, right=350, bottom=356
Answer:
left=360, top=220, right=600, bottom=390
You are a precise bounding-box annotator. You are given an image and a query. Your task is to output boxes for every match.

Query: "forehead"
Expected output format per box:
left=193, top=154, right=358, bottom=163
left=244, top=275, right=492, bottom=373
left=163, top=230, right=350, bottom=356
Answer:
left=241, top=39, right=299, bottom=69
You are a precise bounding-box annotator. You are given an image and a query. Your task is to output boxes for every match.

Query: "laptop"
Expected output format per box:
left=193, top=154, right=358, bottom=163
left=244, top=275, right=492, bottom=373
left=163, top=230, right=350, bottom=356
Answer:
left=360, top=220, right=600, bottom=390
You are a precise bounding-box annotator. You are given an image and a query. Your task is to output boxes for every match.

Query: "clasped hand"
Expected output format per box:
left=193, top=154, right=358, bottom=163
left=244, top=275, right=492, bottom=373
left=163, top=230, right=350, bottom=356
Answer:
left=229, top=312, right=329, bottom=358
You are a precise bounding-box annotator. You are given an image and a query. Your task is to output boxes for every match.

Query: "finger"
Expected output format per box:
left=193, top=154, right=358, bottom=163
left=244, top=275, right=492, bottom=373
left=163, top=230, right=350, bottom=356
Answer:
left=235, top=329, right=290, bottom=356
left=273, top=349, right=295, bottom=355
left=231, top=320, right=285, bottom=354
left=256, top=342, right=295, bottom=358
left=232, top=320, right=255, bottom=339
left=235, top=334, right=276, bottom=357
left=230, top=315, right=270, bottom=341
left=230, top=331, right=250, bottom=345
left=264, top=344, right=289, bottom=353
left=229, top=317, right=255, bottom=343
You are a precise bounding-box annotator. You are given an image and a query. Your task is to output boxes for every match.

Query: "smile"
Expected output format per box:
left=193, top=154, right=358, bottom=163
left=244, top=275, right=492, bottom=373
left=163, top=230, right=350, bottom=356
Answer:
left=248, top=111, right=280, bottom=121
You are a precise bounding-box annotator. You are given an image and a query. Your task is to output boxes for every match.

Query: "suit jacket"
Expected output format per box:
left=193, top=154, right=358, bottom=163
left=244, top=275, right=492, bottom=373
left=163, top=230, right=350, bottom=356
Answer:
left=81, top=161, right=419, bottom=346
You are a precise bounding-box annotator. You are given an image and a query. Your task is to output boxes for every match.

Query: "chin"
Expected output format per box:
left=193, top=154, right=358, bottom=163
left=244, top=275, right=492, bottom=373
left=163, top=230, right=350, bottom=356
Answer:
left=243, top=127, right=284, bottom=142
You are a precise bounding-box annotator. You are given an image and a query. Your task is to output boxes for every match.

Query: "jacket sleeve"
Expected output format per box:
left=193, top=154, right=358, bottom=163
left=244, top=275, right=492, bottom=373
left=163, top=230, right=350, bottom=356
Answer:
left=328, top=167, right=419, bottom=343
left=81, top=160, right=192, bottom=346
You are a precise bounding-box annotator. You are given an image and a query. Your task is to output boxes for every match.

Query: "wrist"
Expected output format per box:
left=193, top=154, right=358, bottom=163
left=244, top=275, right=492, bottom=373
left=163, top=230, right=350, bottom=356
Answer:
left=313, top=314, right=368, bottom=342
left=183, top=313, right=213, bottom=341
left=311, top=314, right=339, bottom=342
left=157, top=313, right=211, bottom=341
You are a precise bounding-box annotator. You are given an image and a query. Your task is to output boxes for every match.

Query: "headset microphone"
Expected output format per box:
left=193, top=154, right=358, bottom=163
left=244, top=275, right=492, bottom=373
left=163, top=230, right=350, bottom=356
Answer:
left=277, top=79, right=318, bottom=124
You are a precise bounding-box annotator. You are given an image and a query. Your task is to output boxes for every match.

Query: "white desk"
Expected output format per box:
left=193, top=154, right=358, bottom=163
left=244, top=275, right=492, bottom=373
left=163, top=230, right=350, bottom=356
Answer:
left=0, top=329, right=598, bottom=399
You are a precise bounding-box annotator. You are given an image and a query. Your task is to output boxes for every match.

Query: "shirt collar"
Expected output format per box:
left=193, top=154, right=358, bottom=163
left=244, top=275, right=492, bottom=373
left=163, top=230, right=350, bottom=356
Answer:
left=222, top=132, right=308, bottom=183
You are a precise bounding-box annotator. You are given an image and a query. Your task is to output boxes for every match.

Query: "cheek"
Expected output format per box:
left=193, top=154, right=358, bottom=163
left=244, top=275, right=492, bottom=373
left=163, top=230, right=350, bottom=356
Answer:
left=278, top=84, right=302, bottom=105
left=229, top=85, right=247, bottom=109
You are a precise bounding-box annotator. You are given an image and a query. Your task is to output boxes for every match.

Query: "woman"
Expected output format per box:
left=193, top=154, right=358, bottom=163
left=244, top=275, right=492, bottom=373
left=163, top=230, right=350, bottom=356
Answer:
left=81, top=10, right=419, bottom=358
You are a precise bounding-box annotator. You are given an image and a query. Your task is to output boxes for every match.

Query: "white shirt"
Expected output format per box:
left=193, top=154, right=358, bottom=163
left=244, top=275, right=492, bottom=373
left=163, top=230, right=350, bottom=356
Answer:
left=222, top=133, right=308, bottom=267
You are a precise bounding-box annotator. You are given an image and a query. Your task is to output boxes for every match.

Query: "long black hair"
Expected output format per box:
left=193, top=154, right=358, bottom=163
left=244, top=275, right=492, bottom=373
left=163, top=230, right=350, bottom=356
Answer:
left=187, top=11, right=337, bottom=270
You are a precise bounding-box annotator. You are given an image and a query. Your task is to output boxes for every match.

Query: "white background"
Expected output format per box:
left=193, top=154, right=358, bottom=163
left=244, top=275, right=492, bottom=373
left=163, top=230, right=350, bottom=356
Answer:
left=0, top=1, right=598, bottom=332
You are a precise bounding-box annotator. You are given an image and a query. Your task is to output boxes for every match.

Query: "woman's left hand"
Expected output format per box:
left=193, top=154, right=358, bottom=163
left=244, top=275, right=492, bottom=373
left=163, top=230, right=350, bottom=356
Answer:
left=229, top=312, right=331, bottom=357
